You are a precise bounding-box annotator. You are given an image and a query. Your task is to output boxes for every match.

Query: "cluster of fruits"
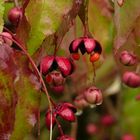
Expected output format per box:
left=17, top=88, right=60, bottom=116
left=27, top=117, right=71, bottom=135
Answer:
left=40, top=36, right=103, bottom=139
left=120, top=50, right=140, bottom=88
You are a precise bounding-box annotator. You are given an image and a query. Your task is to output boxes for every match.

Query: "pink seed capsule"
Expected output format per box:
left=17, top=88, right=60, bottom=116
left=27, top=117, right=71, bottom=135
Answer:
left=74, top=94, right=89, bottom=110
left=1, top=32, right=13, bottom=46
left=86, top=123, right=98, bottom=135
left=121, top=134, right=136, bottom=140
left=40, top=56, right=75, bottom=77
left=83, top=38, right=96, bottom=54
left=120, top=51, right=137, bottom=66
left=69, top=38, right=83, bottom=53
left=122, top=71, right=140, bottom=88
left=45, top=102, right=76, bottom=131
left=55, top=103, right=76, bottom=122
left=55, top=56, right=75, bottom=77
left=8, top=7, right=22, bottom=26
left=40, top=55, right=54, bottom=75
left=69, top=37, right=102, bottom=56
left=84, top=86, right=103, bottom=105
left=101, top=114, right=115, bottom=126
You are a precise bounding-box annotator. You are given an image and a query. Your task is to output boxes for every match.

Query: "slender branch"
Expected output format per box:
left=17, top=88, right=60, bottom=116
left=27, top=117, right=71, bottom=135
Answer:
left=83, top=0, right=89, bottom=36
left=50, top=0, right=83, bottom=53
left=14, top=0, right=19, bottom=7
left=92, top=63, right=96, bottom=85
left=53, top=34, right=58, bottom=56
left=55, top=118, right=64, bottom=136
left=22, top=0, right=30, bottom=13
left=78, top=0, right=91, bottom=37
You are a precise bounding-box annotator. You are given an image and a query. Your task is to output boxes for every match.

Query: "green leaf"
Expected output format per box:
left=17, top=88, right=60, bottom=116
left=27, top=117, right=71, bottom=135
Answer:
left=122, top=87, right=140, bottom=140
left=114, top=0, right=140, bottom=50
left=0, top=44, right=40, bottom=140
left=0, top=0, right=4, bottom=33
left=88, top=0, right=113, bottom=51
left=25, top=0, right=73, bottom=55
left=10, top=72, right=40, bottom=140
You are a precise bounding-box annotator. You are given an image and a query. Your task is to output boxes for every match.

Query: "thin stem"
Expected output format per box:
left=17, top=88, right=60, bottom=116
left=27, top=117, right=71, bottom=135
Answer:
left=50, top=0, right=83, bottom=54
left=92, top=63, right=96, bottom=84
left=53, top=35, right=58, bottom=56
left=55, top=118, right=64, bottom=136
left=14, top=0, right=19, bottom=7
left=83, top=0, right=90, bottom=37
left=22, top=0, right=30, bottom=13
left=1, top=30, right=53, bottom=140
left=54, top=34, right=64, bottom=55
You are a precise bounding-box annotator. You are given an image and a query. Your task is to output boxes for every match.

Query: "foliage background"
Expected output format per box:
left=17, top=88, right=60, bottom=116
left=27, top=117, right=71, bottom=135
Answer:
left=0, top=0, right=140, bottom=140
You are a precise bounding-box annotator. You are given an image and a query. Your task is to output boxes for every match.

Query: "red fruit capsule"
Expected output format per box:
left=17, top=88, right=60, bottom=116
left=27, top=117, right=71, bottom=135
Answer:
left=122, top=71, right=140, bottom=88
left=55, top=57, right=74, bottom=77
left=86, top=123, right=98, bottom=135
left=101, top=114, right=115, bottom=126
left=55, top=103, right=76, bottom=122
left=83, top=38, right=96, bottom=54
left=69, top=38, right=83, bottom=53
left=84, top=86, right=103, bottom=105
left=69, top=37, right=102, bottom=56
left=121, top=134, right=135, bottom=140
left=90, top=53, right=100, bottom=63
left=45, top=110, right=56, bottom=130
left=51, top=85, right=64, bottom=93
left=8, top=7, right=22, bottom=26
left=40, top=56, right=54, bottom=75
left=57, top=135, right=75, bottom=140
left=40, top=56, right=75, bottom=77
left=45, top=102, right=76, bottom=130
